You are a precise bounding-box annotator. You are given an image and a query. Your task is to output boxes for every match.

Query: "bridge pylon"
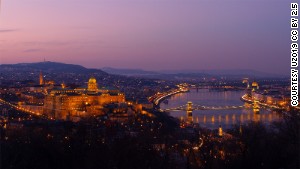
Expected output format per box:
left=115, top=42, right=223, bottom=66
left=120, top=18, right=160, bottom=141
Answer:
left=186, top=101, right=193, bottom=123
left=253, top=100, right=260, bottom=114
left=187, top=101, right=193, bottom=111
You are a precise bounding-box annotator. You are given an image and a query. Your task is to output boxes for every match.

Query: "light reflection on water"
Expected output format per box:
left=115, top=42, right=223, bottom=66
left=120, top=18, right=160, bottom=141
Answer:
left=160, top=89, right=281, bottom=129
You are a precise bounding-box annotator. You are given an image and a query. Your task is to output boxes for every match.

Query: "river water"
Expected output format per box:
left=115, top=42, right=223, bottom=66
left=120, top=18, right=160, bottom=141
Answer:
left=160, top=89, right=281, bottom=129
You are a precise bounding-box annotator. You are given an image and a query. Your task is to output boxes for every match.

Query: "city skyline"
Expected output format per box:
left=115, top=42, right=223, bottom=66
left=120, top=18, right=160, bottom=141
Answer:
left=0, top=0, right=292, bottom=75
left=0, top=1, right=298, bottom=169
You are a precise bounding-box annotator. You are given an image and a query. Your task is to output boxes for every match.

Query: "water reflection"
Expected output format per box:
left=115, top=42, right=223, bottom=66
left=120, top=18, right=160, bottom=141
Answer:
left=161, top=89, right=281, bottom=129
left=178, top=111, right=280, bottom=129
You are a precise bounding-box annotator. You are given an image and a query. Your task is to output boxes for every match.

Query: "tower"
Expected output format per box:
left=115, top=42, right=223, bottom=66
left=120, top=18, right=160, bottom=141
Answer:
left=251, top=81, right=259, bottom=91
left=87, top=76, right=98, bottom=92
left=186, top=101, right=193, bottom=124
left=253, top=100, right=260, bottom=114
left=39, top=71, right=44, bottom=85
left=218, top=125, right=223, bottom=137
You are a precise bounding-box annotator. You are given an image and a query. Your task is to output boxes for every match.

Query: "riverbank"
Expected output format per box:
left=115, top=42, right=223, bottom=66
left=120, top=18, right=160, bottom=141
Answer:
left=240, top=94, right=286, bottom=111
left=150, top=88, right=189, bottom=106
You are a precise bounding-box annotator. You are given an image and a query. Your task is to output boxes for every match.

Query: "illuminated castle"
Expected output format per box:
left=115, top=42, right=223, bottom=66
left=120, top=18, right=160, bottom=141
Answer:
left=88, top=76, right=98, bottom=92
left=43, top=77, right=125, bottom=120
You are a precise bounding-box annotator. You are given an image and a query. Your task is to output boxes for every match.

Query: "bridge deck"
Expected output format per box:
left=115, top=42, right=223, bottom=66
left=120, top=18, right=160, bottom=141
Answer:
left=162, top=105, right=244, bottom=111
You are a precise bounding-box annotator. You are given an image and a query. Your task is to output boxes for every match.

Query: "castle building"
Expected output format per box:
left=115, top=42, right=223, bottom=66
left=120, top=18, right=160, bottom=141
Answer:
left=87, top=76, right=98, bottom=92
left=43, top=77, right=125, bottom=120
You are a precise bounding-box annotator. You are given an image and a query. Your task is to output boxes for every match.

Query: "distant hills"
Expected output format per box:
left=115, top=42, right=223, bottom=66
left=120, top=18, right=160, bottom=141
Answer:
left=0, top=62, right=288, bottom=82
left=102, top=67, right=159, bottom=76
left=102, top=67, right=288, bottom=79
left=0, top=62, right=109, bottom=85
left=0, top=62, right=107, bottom=75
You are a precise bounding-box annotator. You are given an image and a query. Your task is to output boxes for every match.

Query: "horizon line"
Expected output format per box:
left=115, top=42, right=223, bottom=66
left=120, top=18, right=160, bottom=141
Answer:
left=0, top=61, right=289, bottom=77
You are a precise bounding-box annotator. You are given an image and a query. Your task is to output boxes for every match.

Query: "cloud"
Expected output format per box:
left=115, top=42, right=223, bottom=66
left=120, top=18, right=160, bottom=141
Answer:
left=23, top=48, right=42, bottom=53
left=23, top=41, right=70, bottom=46
left=23, top=40, right=105, bottom=47
left=0, top=29, right=18, bottom=33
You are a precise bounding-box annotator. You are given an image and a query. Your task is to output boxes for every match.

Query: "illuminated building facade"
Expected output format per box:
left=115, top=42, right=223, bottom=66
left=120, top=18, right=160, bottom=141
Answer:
left=43, top=77, right=125, bottom=120
left=246, top=81, right=290, bottom=110
left=87, top=76, right=98, bottom=92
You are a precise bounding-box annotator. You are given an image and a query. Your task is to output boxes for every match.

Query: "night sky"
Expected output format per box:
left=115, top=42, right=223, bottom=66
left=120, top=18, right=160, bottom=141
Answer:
left=0, top=0, right=293, bottom=75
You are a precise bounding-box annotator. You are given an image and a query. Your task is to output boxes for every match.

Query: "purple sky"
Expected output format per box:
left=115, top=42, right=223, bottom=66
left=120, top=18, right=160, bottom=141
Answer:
left=0, top=0, right=293, bottom=75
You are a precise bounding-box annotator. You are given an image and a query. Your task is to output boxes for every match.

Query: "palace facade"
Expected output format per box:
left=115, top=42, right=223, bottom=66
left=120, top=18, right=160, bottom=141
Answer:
left=43, top=77, right=125, bottom=120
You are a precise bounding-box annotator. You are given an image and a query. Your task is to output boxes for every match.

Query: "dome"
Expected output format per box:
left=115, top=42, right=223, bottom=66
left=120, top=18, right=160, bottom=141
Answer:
left=88, top=77, right=97, bottom=83
left=88, top=76, right=98, bottom=91
left=252, top=81, right=258, bottom=87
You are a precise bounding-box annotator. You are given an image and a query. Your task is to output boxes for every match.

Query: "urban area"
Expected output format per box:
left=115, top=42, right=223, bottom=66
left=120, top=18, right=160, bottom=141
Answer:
left=0, top=62, right=298, bottom=169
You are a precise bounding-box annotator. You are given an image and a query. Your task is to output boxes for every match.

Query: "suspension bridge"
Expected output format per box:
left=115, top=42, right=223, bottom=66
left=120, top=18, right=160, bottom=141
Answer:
left=161, top=101, right=245, bottom=112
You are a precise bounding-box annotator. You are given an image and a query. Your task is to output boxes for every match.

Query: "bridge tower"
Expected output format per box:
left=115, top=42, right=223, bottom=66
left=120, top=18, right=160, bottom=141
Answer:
left=218, top=125, right=223, bottom=137
left=253, top=100, right=260, bottom=114
left=186, top=101, right=193, bottom=124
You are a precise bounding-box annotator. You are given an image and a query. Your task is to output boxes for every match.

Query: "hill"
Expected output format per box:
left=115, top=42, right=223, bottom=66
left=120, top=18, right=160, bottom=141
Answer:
left=0, top=62, right=109, bottom=85
left=0, top=61, right=107, bottom=75
left=101, top=67, right=287, bottom=79
left=102, top=67, right=159, bottom=76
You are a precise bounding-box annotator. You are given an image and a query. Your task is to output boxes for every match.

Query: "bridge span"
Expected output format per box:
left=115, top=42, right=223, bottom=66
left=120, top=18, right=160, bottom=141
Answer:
left=161, top=102, right=244, bottom=112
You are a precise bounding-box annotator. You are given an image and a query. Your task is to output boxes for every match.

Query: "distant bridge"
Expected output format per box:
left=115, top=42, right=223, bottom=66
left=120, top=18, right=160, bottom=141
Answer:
left=161, top=102, right=245, bottom=112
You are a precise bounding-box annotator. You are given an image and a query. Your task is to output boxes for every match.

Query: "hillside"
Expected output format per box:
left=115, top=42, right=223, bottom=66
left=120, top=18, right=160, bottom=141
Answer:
left=0, top=61, right=107, bottom=75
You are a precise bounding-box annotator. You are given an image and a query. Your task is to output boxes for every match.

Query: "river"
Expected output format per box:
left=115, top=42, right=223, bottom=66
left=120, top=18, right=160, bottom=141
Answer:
left=159, top=89, right=281, bottom=129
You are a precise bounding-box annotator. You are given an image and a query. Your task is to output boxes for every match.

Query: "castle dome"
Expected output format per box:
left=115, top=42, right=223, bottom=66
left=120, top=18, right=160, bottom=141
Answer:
left=88, top=76, right=97, bottom=83
left=88, top=76, right=98, bottom=92
left=252, top=81, right=258, bottom=87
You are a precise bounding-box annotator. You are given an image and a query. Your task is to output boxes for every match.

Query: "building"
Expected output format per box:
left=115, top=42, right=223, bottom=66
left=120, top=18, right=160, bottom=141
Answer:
left=43, top=77, right=125, bottom=120
left=249, top=81, right=290, bottom=109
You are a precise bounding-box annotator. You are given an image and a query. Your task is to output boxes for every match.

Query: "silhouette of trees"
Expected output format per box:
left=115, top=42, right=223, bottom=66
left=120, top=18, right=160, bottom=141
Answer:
left=1, top=110, right=299, bottom=169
